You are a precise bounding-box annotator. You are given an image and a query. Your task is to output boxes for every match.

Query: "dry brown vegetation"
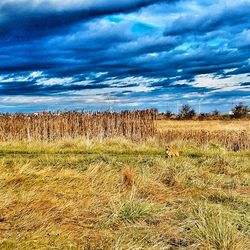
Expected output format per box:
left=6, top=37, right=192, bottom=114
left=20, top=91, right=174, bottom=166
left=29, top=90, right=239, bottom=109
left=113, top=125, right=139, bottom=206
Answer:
left=1, top=110, right=249, bottom=151
left=0, top=110, right=157, bottom=141
left=0, top=111, right=249, bottom=249
left=157, top=120, right=250, bottom=132
left=158, top=120, right=250, bottom=151
left=0, top=139, right=249, bottom=249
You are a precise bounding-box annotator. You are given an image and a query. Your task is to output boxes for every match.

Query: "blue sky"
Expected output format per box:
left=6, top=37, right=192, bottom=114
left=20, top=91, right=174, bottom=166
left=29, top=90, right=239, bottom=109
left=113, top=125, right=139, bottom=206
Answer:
left=0, top=0, right=249, bottom=113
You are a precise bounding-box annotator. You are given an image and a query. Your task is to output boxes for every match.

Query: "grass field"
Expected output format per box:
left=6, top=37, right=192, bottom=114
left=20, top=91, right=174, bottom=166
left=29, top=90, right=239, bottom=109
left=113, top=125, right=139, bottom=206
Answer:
left=0, top=137, right=249, bottom=249
left=158, top=120, right=250, bottom=151
left=157, top=120, right=250, bottom=132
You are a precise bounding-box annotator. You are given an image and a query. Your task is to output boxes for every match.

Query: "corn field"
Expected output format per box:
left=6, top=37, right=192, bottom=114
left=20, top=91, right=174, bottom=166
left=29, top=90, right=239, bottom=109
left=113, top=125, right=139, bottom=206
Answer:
left=0, top=110, right=157, bottom=141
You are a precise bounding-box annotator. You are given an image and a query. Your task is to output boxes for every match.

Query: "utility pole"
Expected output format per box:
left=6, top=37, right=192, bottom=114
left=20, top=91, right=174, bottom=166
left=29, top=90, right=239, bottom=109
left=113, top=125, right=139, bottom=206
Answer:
left=230, top=101, right=234, bottom=114
left=198, top=99, right=202, bottom=114
left=107, top=95, right=111, bottom=112
left=107, top=95, right=115, bottom=112
left=176, top=102, right=179, bottom=114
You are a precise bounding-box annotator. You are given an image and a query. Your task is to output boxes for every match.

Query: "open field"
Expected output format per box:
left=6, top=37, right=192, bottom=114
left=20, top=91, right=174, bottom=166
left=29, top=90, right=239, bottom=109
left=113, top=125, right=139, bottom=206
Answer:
left=158, top=120, right=250, bottom=151
left=0, top=138, right=250, bottom=249
left=158, top=120, right=250, bottom=132
left=0, top=115, right=250, bottom=249
left=1, top=111, right=249, bottom=151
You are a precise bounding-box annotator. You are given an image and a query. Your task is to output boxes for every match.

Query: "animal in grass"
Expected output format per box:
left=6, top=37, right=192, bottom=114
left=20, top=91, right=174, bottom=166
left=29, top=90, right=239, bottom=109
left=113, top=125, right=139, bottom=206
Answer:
left=165, top=146, right=180, bottom=158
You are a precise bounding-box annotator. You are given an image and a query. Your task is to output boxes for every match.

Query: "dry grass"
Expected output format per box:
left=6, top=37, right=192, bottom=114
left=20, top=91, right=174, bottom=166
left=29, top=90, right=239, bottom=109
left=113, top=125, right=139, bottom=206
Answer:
left=158, top=120, right=250, bottom=150
left=0, top=110, right=157, bottom=142
left=188, top=202, right=248, bottom=250
left=0, top=138, right=249, bottom=249
left=158, top=120, right=250, bottom=132
left=1, top=112, right=249, bottom=151
left=122, top=166, right=136, bottom=187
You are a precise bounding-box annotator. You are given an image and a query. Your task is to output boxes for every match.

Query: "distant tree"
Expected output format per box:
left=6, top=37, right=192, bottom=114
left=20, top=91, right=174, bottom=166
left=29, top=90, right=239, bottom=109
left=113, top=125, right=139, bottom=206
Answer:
left=165, top=110, right=173, bottom=118
left=212, top=109, right=220, bottom=116
left=231, top=102, right=249, bottom=118
left=178, top=104, right=196, bottom=119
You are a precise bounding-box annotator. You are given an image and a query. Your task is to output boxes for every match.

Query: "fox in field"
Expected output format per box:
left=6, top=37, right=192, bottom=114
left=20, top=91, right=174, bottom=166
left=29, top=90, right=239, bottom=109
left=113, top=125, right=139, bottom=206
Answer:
left=165, top=146, right=179, bottom=158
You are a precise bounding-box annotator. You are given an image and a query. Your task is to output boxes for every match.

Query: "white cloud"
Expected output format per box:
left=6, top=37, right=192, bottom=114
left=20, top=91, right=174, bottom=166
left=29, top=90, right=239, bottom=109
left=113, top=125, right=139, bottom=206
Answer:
left=173, top=73, right=250, bottom=90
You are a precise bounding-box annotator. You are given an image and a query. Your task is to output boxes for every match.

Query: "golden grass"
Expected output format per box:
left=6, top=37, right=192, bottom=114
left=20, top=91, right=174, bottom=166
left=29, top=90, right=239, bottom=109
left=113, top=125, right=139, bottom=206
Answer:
left=122, top=166, right=136, bottom=187
left=157, top=120, right=250, bottom=132
left=0, top=110, right=157, bottom=142
left=1, top=112, right=249, bottom=151
left=158, top=120, right=250, bottom=151
left=0, top=138, right=249, bottom=249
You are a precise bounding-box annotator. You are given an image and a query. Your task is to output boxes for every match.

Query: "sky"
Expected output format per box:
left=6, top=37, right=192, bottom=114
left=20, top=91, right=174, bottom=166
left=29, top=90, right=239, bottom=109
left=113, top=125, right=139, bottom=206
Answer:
left=0, top=0, right=249, bottom=113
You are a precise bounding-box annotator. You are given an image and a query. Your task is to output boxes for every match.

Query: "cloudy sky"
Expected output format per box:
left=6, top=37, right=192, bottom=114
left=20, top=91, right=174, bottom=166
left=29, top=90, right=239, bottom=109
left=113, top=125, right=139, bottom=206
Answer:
left=0, top=0, right=249, bottom=113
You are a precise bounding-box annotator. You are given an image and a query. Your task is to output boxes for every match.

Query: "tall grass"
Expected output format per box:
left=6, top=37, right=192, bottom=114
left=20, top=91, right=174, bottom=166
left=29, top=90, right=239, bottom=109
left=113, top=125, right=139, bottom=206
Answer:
left=1, top=110, right=249, bottom=150
left=0, top=138, right=249, bottom=249
left=159, top=129, right=250, bottom=151
left=189, top=202, right=248, bottom=249
left=0, top=109, right=157, bottom=142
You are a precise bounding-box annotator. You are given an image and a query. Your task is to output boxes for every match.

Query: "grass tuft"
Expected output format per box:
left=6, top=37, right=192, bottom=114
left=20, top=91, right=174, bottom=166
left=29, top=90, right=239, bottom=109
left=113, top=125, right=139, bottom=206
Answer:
left=122, top=166, right=136, bottom=187
left=189, top=202, right=249, bottom=250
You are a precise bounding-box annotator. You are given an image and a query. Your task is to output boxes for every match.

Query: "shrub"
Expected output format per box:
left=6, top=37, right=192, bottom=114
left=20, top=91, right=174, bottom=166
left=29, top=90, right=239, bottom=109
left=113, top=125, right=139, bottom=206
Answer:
left=232, top=103, right=249, bottom=118
left=178, top=104, right=196, bottom=120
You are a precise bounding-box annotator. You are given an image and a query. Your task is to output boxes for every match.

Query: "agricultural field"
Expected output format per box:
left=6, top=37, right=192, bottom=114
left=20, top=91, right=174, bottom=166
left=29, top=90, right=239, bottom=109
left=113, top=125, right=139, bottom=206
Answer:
left=0, top=114, right=250, bottom=249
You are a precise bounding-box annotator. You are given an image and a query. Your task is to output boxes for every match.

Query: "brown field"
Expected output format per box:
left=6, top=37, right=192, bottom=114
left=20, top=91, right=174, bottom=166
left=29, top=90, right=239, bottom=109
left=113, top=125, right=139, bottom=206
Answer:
left=158, top=120, right=250, bottom=132
left=0, top=138, right=249, bottom=249
left=158, top=120, right=250, bottom=151
left=0, top=110, right=157, bottom=141
left=0, top=112, right=249, bottom=249
left=0, top=111, right=249, bottom=151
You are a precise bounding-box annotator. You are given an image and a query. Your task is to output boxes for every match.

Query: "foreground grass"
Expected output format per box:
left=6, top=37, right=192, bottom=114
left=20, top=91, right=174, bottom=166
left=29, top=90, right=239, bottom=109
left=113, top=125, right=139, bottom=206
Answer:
left=0, top=138, right=249, bottom=249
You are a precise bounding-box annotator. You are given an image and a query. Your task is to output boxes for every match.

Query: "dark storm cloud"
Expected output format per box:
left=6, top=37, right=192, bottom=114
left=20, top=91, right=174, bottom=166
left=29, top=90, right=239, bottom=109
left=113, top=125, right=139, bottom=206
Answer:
left=0, top=80, right=109, bottom=96
left=241, top=82, right=250, bottom=86
left=0, top=0, right=249, bottom=112
left=0, top=0, right=170, bottom=42
left=164, top=2, right=250, bottom=36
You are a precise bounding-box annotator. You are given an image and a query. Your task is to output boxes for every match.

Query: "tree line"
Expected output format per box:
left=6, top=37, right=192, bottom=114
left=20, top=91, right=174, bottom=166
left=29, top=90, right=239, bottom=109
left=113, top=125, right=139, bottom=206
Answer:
left=159, top=102, right=250, bottom=120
